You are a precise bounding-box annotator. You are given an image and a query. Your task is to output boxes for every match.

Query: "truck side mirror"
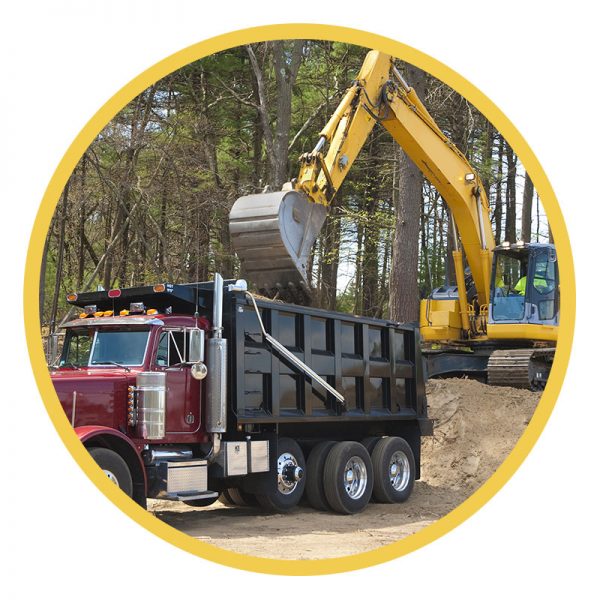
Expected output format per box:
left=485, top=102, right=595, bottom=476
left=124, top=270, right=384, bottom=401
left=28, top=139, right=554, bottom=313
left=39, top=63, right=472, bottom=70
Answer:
left=188, top=329, right=205, bottom=363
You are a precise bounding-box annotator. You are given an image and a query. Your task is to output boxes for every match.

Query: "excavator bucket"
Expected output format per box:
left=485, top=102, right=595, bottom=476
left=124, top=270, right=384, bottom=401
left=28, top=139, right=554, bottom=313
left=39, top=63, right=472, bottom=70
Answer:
left=229, top=190, right=327, bottom=291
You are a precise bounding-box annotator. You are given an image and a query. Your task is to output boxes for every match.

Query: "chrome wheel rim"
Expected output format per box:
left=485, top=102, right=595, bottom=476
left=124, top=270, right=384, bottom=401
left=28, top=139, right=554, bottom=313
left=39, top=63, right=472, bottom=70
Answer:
left=389, top=450, right=410, bottom=491
left=343, top=456, right=368, bottom=499
left=277, top=452, right=303, bottom=495
left=103, top=469, right=119, bottom=485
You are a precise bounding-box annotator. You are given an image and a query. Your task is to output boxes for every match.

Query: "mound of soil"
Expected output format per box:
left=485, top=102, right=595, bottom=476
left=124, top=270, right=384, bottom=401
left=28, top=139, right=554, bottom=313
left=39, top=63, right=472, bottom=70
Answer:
left=422, top=377, right=541, bottom=492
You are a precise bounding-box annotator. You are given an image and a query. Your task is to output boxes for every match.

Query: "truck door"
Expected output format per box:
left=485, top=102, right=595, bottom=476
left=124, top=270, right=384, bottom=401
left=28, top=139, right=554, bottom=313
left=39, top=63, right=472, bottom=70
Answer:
left=155, top=329, right=201, bottom=434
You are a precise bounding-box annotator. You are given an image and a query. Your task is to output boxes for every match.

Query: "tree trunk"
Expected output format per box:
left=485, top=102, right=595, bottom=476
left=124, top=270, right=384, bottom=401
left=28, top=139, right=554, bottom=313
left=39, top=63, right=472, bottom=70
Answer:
left=319, top=205, right=341, bottom=311
left=361, top=139, right=382, bottom=317
left=494, top=136, right=504, bottom=244
left=247, top=41, right=304, bottom=189
left=77, top=156, right=87, bottom=288
left=444, top=204, right=456, bottom=285
left=481, top=122, right=495, bottom=199
left=505, top=146, right=517, bottom=243
left=39, top=228, right=52, bottom=327
left=354, top=212, right=364, bottom=315
left=389, top=64, right=426, bottom=323
left=49, top=180, right=70, bottom=333
left=420, top=198, right=431, bottom=297
left=521, top=172, right=534, bottom=243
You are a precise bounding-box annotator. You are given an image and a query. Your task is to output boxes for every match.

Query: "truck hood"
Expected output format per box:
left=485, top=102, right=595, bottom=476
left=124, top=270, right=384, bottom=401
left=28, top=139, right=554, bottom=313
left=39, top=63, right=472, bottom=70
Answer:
left=51, top=369, right=135, bottom=430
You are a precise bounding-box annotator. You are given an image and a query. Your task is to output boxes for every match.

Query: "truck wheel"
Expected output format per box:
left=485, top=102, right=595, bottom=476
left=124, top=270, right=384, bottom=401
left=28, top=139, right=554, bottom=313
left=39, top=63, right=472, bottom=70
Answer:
left=256, top=437, right=306, bottom=513
left=360, top=437, right=381, bottom=502
left=371, top=437, right=415, bottom=503
left=361, top=436, right=381, bottom=455
left=305, top=440, right=336, bottom=511
left=219, top=489, right=236, bottom=506
left=183, top=496, right=219, bottom=508
left=227, top=487, right=258, bottom=507
left=89, top=447, right=133, bottom=497
left=323, top=442, right=373, bottom=514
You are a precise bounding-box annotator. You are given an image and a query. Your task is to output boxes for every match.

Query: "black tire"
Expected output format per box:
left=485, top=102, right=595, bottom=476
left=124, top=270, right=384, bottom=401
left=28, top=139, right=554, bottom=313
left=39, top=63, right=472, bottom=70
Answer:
left=219, top=489, right=236, bottom=506
left=256, top=437, right=306, bottom=513
left=183, top=496, right=219, bottom=508
left=360, top=437, right=381, bottom=502
left=323, top=442, right=373, bottom=514
left=227, top=487, right=258, bottom=507
left=305, top=441, right=336, bottom=511
left=89, top=447, right=133, bottom=498
left=361, top=436, right=381, bottom=455
left=371, top=437, right=415, bottom=503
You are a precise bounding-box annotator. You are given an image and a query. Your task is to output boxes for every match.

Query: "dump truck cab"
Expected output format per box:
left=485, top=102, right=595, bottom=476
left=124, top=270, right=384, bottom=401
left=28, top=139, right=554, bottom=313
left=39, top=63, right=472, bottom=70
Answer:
left=55, top=312, right=211, bottom=441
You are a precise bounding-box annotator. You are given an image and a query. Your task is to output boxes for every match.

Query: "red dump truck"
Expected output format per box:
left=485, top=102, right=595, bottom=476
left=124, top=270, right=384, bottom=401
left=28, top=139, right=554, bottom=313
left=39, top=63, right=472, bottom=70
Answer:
left=51, top=275, right=432, bottom=514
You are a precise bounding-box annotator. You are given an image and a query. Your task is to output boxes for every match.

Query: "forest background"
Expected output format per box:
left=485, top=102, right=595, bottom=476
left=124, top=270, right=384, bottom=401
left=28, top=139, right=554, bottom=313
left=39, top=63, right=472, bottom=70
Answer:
left=39, top=40, right=550, bottom=334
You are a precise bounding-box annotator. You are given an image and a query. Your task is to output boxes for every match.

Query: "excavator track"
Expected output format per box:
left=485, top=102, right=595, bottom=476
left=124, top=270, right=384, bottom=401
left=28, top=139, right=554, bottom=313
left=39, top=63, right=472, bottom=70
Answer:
left=487, top=348, right=554, bottom=391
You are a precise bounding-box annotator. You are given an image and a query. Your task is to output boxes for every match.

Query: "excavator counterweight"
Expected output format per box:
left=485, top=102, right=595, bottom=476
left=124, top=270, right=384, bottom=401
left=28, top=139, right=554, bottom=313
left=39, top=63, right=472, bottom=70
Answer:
left=229, top=190, right=327, bottom=291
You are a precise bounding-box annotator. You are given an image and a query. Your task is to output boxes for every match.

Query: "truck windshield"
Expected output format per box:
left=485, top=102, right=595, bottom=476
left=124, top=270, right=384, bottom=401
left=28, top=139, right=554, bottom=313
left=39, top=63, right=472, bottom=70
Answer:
left=61, top=328, right=150, bottom=367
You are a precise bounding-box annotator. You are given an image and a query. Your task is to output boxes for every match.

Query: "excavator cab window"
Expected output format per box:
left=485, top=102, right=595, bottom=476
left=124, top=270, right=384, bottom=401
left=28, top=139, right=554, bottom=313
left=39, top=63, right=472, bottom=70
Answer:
left=527, top=248, right=558, bottom=321
left=491, top=245, right=559, bottom=323
left=491, top=251, right=527, bottom=320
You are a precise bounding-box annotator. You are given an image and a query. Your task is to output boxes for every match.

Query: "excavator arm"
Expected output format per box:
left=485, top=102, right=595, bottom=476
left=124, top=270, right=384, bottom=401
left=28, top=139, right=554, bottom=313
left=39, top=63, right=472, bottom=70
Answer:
left=229, top=51, right=495, bottom=323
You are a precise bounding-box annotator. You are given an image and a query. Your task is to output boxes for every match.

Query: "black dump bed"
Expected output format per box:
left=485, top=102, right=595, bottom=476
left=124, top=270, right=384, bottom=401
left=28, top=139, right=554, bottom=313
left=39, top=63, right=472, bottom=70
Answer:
left=67, top=280, right=431, bottom=434
left=221, top=290, right=431, bottom=433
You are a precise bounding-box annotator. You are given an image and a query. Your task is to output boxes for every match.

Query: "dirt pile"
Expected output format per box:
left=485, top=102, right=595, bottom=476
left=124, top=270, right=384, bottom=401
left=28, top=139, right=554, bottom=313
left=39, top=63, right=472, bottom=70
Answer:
left=422, top=377, right=541, bottom=493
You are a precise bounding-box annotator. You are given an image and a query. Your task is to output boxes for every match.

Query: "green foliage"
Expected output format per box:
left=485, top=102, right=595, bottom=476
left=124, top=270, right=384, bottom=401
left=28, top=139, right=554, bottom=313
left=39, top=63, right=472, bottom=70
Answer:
left=41, top=41, right=542, bottom=329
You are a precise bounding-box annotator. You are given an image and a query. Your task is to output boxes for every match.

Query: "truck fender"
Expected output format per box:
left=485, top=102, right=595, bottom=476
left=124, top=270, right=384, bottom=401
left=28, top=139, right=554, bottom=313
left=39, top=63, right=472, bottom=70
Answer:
left=76, top=426, right=147, bottom=508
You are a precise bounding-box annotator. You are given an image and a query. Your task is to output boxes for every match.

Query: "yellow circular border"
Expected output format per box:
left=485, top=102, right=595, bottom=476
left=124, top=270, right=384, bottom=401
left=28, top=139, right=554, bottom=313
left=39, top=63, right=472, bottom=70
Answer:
left=24, top=24, right=575, bottom=576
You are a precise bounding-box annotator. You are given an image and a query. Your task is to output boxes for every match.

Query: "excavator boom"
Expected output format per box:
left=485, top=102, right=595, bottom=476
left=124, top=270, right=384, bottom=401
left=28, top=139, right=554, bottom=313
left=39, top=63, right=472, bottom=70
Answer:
left=229, top=50, right=494, bottom=304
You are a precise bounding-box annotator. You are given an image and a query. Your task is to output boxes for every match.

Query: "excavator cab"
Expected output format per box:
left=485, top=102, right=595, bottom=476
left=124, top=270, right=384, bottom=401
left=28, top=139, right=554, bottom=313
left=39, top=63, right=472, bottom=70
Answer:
left=228, top=189, right=327, bottom=294
left=489, top=242, right=559, bottom=329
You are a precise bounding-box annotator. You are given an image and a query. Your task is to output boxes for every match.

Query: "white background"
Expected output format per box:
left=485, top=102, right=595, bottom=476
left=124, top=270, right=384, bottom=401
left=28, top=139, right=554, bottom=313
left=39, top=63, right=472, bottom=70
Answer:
left=2, top=1, right=598, bottom=596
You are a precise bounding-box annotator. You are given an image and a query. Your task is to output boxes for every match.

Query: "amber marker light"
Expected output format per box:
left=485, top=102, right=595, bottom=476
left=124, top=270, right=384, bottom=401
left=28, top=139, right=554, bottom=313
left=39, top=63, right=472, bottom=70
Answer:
left=127, top=386, right=136, bottom=426
left=67, top=293, right=78, bottom=302
left=153, top=283, right=166, bottom=293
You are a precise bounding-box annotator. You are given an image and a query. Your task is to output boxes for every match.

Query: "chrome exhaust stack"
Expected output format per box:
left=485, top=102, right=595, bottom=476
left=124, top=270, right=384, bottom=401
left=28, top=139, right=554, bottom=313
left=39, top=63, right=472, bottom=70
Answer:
left=228, top=190, right=327, bottom=290
left=206, top=274, right=227, bottom=458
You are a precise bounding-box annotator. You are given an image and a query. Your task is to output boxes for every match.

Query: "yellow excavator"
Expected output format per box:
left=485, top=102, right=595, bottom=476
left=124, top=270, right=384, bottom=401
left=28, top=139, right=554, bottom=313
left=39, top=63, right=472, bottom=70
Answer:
left=229, top=50, right=559, bottom=390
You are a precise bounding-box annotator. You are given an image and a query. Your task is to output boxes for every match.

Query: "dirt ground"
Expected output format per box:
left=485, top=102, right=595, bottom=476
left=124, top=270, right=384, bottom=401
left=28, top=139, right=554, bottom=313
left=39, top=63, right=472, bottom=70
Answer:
left=148, top=378, right=541, bottom=559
